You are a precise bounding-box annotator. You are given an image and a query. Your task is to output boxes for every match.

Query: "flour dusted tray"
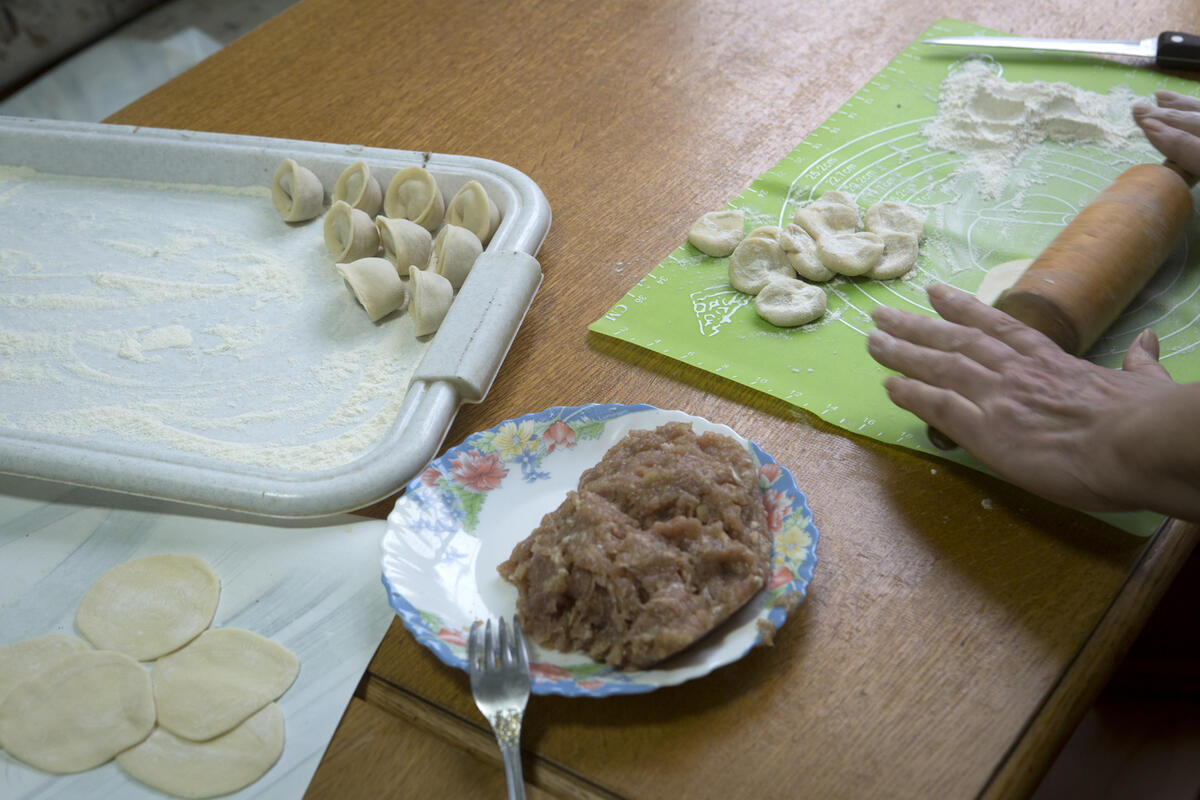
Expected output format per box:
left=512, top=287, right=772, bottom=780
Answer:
left=0, top=118, right=551, bottom=517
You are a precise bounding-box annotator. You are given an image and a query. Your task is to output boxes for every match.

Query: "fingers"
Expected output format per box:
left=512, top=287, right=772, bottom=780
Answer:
left=923, top=283, right=1061, bottom=358
left=1122, top=329, right=1172, bottom=381
left=871, top=298, right=1015, bottom=371
left=1154, top=89, right=1200, bottom=113
left=1133, top=93, right=1200, bottom=175
left=881, top=375, right=985, bottom=445
left=867, top=327, right=997, bottom=399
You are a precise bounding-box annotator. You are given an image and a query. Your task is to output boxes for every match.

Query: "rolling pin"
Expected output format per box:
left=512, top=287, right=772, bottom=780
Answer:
left=926, top=160, right=1196, bottom=451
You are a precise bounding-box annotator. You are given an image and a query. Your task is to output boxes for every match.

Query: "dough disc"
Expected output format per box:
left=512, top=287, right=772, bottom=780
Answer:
left=152, top=628, right=299, bottom=741
left=0, top=633, right=90, bottom=705
left=976, top=258, right=1034, bottom=306
left=117, top=703, right=285, bottom=799
left=0, top=650, right=155, bottom=773
left=75, top=553, right=220, bottom=661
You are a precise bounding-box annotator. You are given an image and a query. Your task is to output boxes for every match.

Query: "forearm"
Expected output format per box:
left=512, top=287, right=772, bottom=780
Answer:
left=1108, top=381, right=1200, bottom=522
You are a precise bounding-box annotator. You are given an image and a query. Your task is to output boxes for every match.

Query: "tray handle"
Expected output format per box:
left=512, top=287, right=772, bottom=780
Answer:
left=411, top=250, right=542, bottom=404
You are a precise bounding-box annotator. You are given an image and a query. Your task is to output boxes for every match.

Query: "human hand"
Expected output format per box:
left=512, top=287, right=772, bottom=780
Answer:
left=866, top=284, right=1181, bottom=513
left=1132, top=90, right=1200, bottom=176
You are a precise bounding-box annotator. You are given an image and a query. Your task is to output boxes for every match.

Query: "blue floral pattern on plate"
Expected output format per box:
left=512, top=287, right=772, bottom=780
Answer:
left=381, top=403, right=818, bottom=697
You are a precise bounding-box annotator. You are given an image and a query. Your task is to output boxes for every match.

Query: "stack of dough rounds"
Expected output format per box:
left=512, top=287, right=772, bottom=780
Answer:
left=332, top=161, right=382, bottom=217
left=384, top=165, right=445, bottom=231
left=337, top=257, right=408, bottom=322
left=446, top=179, right=500, bottom=245
left=429, top=224, right=484, bottom=289
left=270, top=158, right=324, bottom=222
left=0, top=554, right=299, bottom=799
left=324, top=200, right=380, bottom=262
left=409, top=265, right=455, bottom=336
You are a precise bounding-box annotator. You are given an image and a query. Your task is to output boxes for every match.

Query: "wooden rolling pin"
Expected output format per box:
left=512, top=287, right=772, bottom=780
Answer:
left=993, top=160, right=1196, bottom=356
left=926, top=160, right=1196, bottom=451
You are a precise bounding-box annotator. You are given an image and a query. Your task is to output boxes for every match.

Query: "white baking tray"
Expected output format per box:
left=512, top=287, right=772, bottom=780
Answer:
left=0, top=117, right=551, bottom=517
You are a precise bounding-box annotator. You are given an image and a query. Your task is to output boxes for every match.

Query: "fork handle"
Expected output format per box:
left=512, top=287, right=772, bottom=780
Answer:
left=497, top=739, right=527, bottom=800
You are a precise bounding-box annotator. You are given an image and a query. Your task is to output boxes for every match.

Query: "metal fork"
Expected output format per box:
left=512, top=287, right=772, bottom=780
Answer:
left=468, top=616, right=531, bottom=800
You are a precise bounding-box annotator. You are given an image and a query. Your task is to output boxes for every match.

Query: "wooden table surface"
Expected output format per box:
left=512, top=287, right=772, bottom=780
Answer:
left=110, top=1, right=1200, bottom=797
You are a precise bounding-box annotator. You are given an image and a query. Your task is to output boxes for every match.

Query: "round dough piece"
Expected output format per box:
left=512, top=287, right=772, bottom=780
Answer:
left=728, top=235, right=794, bottom=295
left=867, top=231, right=920, bottom=280
left=376, top=215, right=433, bottom=271
left=324, top=200, right=380, bottom=262
left=409, top=265, right=455, bottom=336
left=429, top=224, right=483, bottom=289
left=332, top=161, right=382, bottom=217
left=864, top=200, right=925, bottom=241
left=686, top=209, right=744, bottom=257
left=337, top=257, right=408, bottom=322
left=779, top=223, right=834, bottom=282
left=745, top=225, right=783, bottom=243
left=270, top=158, right=324, bottom=222
left=384, top=166, right=445, bottom=231
left=117, top=703, right=285, bottom=799
left=754, top=278, right=827, bottom=327
left=152, top=628, right=299, bottom=742
left=816, top=231, right=885, bottom=277
left=0, top=634, right=90, bottom=705
left=75, top=554, right=219, bottom=661
left=446, top=180, right=501, bottom=245
left=976, top=258, right=1034, bottom=306
left=0, top=650, right=155, bottom=773
left=794, top=190, right=860, bottom=240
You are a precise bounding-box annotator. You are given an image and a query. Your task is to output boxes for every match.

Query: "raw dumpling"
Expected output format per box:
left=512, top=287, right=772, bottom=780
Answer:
left=384, top=166, right=445, bottom=231
left=429, top=224, right=483, bottom=289
left=376, top=216, right=433, bottom=271
left=446, top=180, right=500, bottom=245
left=687, top=209, right=744, bottom=257
left=728, top=235, right=794, bottom=294
left=866, top=231, right=920, bottom=280
left=117, top=703, right=285, bottom=799
left=0, top=650, right=155, bottom=773
left=332, top=161, right=382, bottom=217
left=779, top=223, right=834, bottom=282
left=816, top=231, right=884, bottom=276
left=151, top=628, right=299, bottom=742
left=864, top=200, right=925, bottom=240
left=270, top=158, right=324, bottom=222
left=74, top=554, right=219, bottom=661
left=337, top=257, right=408, bottom=322
left=754, top=278, right=827, bottom=327
left=324, top=200, right=380, bottom=262
left=408, top=265, right=454, bottom=336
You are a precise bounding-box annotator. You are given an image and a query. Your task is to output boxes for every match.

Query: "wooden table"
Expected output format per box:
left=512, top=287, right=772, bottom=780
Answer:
left=110, top=1, right=1200, bottom=797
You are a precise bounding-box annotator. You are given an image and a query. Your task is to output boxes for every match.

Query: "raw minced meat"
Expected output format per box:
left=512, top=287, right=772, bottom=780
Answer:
left=497, top=421, right=770, bottom=669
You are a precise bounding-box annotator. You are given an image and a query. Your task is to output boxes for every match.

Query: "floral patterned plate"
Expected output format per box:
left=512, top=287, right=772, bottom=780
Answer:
left=380, top=403, right=818, bottom=697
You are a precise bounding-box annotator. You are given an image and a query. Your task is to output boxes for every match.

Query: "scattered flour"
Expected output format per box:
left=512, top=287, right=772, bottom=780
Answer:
left=923, top=59, right=1144, bottom=198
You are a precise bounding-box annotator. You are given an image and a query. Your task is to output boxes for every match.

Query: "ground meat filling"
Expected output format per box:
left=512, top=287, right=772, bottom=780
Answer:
left=497, top=421, right=771, bottom=669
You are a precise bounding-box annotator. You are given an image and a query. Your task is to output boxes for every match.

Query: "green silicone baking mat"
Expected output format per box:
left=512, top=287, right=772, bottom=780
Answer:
left=589, top=18, right=1200, bottom=536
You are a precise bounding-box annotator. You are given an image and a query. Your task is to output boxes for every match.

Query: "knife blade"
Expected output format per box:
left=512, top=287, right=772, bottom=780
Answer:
left=923, top=31, right=1200, bottom=70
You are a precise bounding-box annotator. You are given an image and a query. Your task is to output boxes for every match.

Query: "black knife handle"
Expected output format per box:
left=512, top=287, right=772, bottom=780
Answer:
left=1156, top=31, right=1200, bottom=70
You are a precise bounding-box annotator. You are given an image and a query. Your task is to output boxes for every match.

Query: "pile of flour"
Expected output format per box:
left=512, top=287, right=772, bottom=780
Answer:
left=923, top=59, right=1145, bottom=197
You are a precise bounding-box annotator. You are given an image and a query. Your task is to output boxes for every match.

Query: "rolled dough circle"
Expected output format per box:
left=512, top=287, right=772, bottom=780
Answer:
left=0, top=633, right=90, bottom=705
left=976, top=258, right=1034, bottom=306
left=0, top=650, right=155, bottom=773
left=152, top=628, right=299, bottom=742
left=75, top=554, right=220, bottom=661
left=117, top=703, right=285, bottom=799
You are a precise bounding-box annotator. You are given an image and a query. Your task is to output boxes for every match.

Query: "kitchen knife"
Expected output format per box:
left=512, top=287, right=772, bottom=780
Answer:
left=923, top=31, right=1200, bottom=70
